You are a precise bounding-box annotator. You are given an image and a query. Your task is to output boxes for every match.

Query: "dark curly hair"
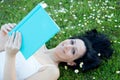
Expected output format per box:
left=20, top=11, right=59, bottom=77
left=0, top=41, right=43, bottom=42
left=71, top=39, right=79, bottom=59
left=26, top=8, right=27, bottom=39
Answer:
left=60, top=29, right=113, bottom=72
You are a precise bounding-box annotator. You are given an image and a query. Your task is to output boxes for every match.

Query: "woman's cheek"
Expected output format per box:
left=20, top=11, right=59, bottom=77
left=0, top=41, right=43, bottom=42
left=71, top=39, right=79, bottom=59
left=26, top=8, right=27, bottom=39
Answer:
left=55, top=47, right=63, bottom=55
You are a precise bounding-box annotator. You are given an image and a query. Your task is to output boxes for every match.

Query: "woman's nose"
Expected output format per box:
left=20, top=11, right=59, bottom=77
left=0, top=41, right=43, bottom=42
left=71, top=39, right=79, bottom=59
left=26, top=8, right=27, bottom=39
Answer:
left=64, top=45, right=72, bottom=52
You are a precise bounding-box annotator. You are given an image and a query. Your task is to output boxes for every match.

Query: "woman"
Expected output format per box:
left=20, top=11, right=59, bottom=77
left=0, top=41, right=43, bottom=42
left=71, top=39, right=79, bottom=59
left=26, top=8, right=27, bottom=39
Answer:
left=0, top=23, right=113, bottom=80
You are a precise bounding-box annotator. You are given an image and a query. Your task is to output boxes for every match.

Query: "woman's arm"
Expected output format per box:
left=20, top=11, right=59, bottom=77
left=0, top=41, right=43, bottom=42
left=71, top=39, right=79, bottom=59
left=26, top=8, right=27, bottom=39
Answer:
left=4, top=54, right=16, bottom=80
left=26, top=65, right=60, bottom=80
left=0, top=23, right=16, bottom=52
left=3, top=32, right=21, bottom=80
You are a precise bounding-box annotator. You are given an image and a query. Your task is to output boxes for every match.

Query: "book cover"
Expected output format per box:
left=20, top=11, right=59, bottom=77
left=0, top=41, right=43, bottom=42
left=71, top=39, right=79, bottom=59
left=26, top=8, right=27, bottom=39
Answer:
left=9, top=3, right=60, bottom=59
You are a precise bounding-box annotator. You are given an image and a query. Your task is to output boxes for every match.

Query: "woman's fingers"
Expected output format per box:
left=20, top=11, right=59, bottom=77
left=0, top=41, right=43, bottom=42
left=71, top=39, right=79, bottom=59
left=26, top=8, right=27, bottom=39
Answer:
left=5, top=31, right=21, bottom=49
left=5, top=32, right=22, bottom=56
left=5, top=32, right=15, bottom=49
left=1, top=24, right=9, bottom=34
left=8, top=23, right=16, bottom=29
left=1, top=23, right=16, bottom=35
left=17, top=32, right=22, bottom=49
left=5, top=36, right=11, bottom=48
left=9, top=32, right=15, bottom=46
left=13, top=32, right=22, bottom=49
left=5, top=23, right=16, bottom=32
left=6, top=24, right=13, bottom=31
left=11, top=23, right=16, bottom=28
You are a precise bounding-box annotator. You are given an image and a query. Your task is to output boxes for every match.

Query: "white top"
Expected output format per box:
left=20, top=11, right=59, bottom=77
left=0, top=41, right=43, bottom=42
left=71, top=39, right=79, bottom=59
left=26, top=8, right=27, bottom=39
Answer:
left=0, top=51, right=42, bottom=80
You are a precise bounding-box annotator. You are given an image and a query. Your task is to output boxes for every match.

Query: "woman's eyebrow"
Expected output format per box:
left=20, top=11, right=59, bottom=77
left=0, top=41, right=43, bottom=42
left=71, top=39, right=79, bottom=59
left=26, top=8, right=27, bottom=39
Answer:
left=74, top=40, right=78, bottom=54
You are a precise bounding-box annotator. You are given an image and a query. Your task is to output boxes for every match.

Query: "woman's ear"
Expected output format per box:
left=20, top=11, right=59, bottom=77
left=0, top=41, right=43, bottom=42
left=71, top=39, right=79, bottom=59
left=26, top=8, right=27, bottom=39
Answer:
left=67, top=61, right=76, bottom=66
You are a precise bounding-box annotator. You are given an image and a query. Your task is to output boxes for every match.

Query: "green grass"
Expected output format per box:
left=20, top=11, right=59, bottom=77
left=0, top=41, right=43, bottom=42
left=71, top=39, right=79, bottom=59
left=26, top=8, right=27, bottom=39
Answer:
left=0, top=0, right=120, bottom=80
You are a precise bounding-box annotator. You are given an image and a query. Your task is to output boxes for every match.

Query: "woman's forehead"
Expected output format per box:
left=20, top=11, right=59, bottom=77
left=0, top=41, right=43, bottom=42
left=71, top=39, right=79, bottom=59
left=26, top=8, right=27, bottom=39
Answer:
left=74, top=39, right=86, bottom=58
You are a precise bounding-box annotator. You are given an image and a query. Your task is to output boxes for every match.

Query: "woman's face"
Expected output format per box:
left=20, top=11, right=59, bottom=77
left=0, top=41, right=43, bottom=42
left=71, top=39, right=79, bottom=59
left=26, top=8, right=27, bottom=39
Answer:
left=55, top=39, right=86, bottom=62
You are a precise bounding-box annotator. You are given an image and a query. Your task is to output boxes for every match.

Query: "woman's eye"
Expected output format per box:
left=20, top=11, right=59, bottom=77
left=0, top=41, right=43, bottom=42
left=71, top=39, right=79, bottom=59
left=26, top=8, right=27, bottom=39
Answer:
left=72, top=48, right=75, bottom=55
left=71, top=40, right=74, bottom=45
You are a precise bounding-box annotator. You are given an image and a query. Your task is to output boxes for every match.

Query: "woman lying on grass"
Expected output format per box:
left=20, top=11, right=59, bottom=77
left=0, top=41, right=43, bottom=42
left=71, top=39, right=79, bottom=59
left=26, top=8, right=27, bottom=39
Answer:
left=0, top=23, right=113, bottom=80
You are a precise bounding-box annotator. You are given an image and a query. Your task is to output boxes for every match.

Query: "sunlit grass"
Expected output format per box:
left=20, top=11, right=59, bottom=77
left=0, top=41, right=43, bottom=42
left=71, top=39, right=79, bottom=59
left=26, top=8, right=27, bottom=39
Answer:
left=0, top=0, right=120, bottom=80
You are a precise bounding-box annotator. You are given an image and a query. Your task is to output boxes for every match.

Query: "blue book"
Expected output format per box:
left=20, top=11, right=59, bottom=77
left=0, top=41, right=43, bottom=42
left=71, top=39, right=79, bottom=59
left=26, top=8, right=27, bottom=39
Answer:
left=9, top=3, right=60, bottom=59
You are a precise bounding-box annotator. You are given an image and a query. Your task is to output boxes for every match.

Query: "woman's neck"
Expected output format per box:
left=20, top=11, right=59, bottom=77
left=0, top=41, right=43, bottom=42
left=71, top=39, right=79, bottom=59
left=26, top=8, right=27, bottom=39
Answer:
left=34, top=46, right=61, bottom=66
left=44, top=48, right=61, bottom=66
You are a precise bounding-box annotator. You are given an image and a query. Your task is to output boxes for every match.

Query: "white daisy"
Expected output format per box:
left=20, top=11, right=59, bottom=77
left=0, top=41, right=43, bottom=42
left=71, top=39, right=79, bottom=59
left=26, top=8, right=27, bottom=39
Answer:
left=64, top=66, right=68, bottom=70
left=74, top=69, right=79, bottom=74
left=98, top=53, right=101, bottom=56
left=79, top=62, right=84, bottom=68
left=116, top=71, right=120, bottom=74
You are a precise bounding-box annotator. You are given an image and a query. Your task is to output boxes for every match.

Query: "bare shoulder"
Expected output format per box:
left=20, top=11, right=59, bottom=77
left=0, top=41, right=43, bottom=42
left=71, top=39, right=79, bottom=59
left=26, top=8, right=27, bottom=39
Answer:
left=42, top=65, right=60, bottom=80
left=45, top=65, right=60, bottom=78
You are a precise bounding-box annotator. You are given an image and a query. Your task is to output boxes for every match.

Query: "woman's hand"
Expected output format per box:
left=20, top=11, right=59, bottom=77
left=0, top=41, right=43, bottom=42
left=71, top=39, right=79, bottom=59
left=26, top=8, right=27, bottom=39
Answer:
left=0, top=23, right=16, bottom=51
left=0, top=23, right=16, bottom=36
left=5, top=31, right=21, bottom=57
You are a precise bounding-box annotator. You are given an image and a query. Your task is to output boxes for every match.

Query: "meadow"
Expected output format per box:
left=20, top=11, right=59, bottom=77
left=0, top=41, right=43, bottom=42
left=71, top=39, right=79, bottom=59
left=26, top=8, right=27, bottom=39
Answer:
left=0, top=0, right=120, bottom=80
